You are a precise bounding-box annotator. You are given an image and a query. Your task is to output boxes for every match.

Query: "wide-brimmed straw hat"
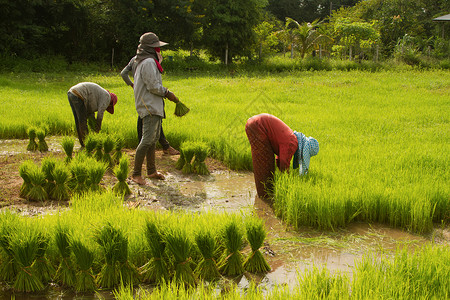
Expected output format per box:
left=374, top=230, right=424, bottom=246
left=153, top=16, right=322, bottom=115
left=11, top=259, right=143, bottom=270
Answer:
left=139, top=32, right=168, bottom=48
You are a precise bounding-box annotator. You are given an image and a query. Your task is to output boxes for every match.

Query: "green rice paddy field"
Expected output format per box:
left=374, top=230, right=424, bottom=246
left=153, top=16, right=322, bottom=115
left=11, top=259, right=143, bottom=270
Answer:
left=0, top=69, right=449, bottom=298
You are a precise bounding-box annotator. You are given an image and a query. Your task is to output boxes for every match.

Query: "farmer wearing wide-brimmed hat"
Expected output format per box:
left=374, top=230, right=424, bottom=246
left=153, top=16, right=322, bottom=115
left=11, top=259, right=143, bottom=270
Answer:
left=131, top=32, right=180, bottom=185
left=67, top=82, right=117, bottom=147
left=245, top=113, right=319, bottom=199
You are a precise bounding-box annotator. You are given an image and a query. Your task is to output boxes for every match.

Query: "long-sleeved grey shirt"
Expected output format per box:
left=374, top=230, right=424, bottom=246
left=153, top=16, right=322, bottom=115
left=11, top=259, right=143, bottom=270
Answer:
left=133, top=58, right=167, bottom=118
left=68, top=82, right=111, bottom=130
left=120, top=56, right=135, bottom=87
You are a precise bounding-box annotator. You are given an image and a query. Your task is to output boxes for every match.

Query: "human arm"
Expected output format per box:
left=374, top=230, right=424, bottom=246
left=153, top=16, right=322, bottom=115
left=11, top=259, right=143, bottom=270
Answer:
left=120, top=59, right=134, bottom=87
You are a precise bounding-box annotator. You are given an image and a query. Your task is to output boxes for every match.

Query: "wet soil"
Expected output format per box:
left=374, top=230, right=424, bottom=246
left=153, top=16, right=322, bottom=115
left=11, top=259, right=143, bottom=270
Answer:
left=0, top=137, right=448, bottom=299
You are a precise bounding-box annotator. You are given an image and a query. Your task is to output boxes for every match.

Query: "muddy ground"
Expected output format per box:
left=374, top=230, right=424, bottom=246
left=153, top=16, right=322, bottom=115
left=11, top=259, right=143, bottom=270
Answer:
left=0, top=137, right=449, bottom=298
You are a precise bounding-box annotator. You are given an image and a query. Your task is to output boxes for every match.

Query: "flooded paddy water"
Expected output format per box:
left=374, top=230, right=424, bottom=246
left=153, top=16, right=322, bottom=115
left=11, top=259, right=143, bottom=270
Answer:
left=0, top=137, right=448, bottom=299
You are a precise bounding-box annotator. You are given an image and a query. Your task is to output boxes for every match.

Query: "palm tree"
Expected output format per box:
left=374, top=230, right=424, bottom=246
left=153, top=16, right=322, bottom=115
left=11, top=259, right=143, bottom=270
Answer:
left=284, top=18, right=333, bottom=59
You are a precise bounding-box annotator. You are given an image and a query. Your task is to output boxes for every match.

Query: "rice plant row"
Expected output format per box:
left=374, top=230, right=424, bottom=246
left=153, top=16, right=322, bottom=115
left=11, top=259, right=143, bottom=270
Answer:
left=0, top=197, right=270, bottom=293
left=19, top=135, right=130, bottom=201
left=176, top=140, right=210, bottom=175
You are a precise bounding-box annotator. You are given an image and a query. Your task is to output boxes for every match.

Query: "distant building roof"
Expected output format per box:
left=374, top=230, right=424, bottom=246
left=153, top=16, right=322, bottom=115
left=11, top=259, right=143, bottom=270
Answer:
left=433, top=14, right=450, bottom=22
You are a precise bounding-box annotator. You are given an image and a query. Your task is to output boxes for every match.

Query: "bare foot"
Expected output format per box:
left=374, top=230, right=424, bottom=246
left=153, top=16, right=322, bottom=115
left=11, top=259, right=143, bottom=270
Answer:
left=148, top=172, right=165, bottom=180
left=131, top=176, right=146, bottom=185
left=163, top=146, right=180, bottom=155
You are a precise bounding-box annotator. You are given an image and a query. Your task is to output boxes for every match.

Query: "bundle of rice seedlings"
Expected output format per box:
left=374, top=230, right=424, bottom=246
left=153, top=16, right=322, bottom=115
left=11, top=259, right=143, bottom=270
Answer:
left=194, top=230, right=220, bottom=281
left=116, top=229, right=138, bottom=286
left=112, top=156, right=131, bottom=197
left=27, top=165, right=48, bottom=201
left=34, top=233, right=55, bottom=284
left=140, top=220, right=169, bottom=283
left=219, top=221, right=245, bottom=276
left=87, top=117, right=97, bottom=132
left=165, top=227, right=197, bottom=287
left=102, top=135, right=115, bottom=169
left=174, top=101, right=190, bottom=117
left=112, top=137, right=124, bottom=165
left=180, top=142, right=196, bottom=174
left=88, top=160, right=107, bottom=192
left=70, top=159, right=88, bottom=195
left=50, top=162, right=71, bottom=201
left=11, top=230, right=44, bottom=292
left=0, top=228, right=17, bottom=283
left=54, top=225, right=76, bottom=287
left=243, top=218, right=270, bottom=273
left=61, top=136, right=75, bottom=164
left=175, top=151, right=185, bottom=170
left=84, top=134, right=98, bottom=157
left=36, top=128, right=48, bottom=152
left=94, top=138, right=103, bottom=162
left=94, top=223, right=121, bottom=288
left=193, top=143, right=210, bottom=175
left=71, top=240, right=96, bottom=292
left=26, top=127, right=38, bottom=151
left=19, top=160, right=35, bottom=199
left=41, top=156, right=57, bottom=196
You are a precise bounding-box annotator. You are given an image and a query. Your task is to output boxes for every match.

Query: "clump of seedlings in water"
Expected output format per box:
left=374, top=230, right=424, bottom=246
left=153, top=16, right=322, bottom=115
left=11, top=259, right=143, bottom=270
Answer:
left=61, top=136, right=75, bottom=164
left=26, top=127, right=38, bottom=151
left=140, top=220, right=169, bottom=284
left=50, top=162, right=71, bottom=201
left=27, top=164, right=48, bottom=201
left=112, top=137, right=124, bottom=164
left=0, top=226, right=17, bottom=283
left=113, top=156, right=131, bottom=197
left=36, top=128, right=48, bottom=152
left=165, top=227, right=197, bottom=287
left=243, top=218, right=270, bottom=273
left=84, top=134, right=97, bottom=157
left=34, top=233, right=54, bottom=285
left=102, top=135, right=115, bottom=169
left=193, top=142, right=210, bottom=175
left=194, top=229, right=220, bottom=281
left=180, top=142, right=196, bottom=174
left=70, top=157, right=89, bottom=195
left=71, top=239, right=96, bottom=292
left=41, top=156, right=57, bottom=196
left=19, top=160, right=35, bottom=199
left=11, top=230, right=45, bottom=292
left=54, top=225, right=76, bottom=287
left=94, top=138, right=103, bottom=162
left=87, top=159, right=107, bottom=193
left=219, top=220, right=245, bottom=276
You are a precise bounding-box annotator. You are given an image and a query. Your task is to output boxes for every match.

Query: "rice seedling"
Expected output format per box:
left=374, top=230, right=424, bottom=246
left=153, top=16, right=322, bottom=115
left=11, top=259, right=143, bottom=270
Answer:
left=36, top=128, right=48, bottom=152
left=70, top=158, right=89, bottom=195
left=18, top=160, right=35, bottom=199
left=33, top=233, right=54, bottom=284
left=50, top=161, right=71, bottom=201
left=87, top=159, right=107, bottom=192
left=0, top=226, right=18, bottom=283
left=140, top=220, right=169, bottom=284
left=165, top=227, right=197, bottom=287
left=243, top=218, right=270, bottom=273
left=94, top=137, right=103, bottom=162
left=11, top=229, right=45, bottom=292
left=54, top=224, right=76, bottom=287
left=41, top=156, right=57, bottom=196
left=175, top=150, right=185, bottom=170
left=95, top=222, right=136, bottom=288
left=87, top=116, right=97, bottom=132
left=194, top=229, right=220, bottom=281
left=61, top=136, right=75, bottom=164
left=26, top=127, right=38, bottom=151
left=84, top=134, right=98, bottom=157
left=71, top=239, right=96, bottom=292
left=112, top=156, right=131, bottom=197
left=219, top=220, right=245, bottom=276
left=27, top=164, right=48, bottom=201
left=193, top=142, right=210, bottom=175
left=112, top=137, right=124, bottom=165
left=180, top=142, right=196, bottom=174
left=103, top=135, right=115, bottom=169
left=174, top=101, right=190, bottom=117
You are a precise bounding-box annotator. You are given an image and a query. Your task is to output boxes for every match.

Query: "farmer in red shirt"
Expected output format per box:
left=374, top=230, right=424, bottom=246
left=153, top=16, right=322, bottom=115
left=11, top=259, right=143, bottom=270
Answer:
left=245, top=113, right=319, bottom=199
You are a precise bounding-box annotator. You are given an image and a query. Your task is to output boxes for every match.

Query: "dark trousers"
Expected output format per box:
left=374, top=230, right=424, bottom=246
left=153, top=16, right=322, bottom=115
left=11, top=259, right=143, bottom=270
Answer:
left=137, top=116, right=170, bottom=150
left=68, top=92, right=88, bottom=147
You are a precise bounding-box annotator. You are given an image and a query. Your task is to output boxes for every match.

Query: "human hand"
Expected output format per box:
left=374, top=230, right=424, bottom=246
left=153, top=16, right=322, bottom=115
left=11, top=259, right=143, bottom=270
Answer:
left=166, top=90, right=179, bottom=103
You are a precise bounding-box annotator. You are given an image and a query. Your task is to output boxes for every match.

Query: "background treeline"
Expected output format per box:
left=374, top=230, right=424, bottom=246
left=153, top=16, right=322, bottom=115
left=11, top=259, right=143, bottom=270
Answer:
left=0, top=0, right=449, bottom=68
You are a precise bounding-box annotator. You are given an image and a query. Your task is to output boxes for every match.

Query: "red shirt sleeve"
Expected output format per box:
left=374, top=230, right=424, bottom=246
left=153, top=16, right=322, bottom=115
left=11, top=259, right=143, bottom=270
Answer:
left=252, top=114, right=298, bottom=171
